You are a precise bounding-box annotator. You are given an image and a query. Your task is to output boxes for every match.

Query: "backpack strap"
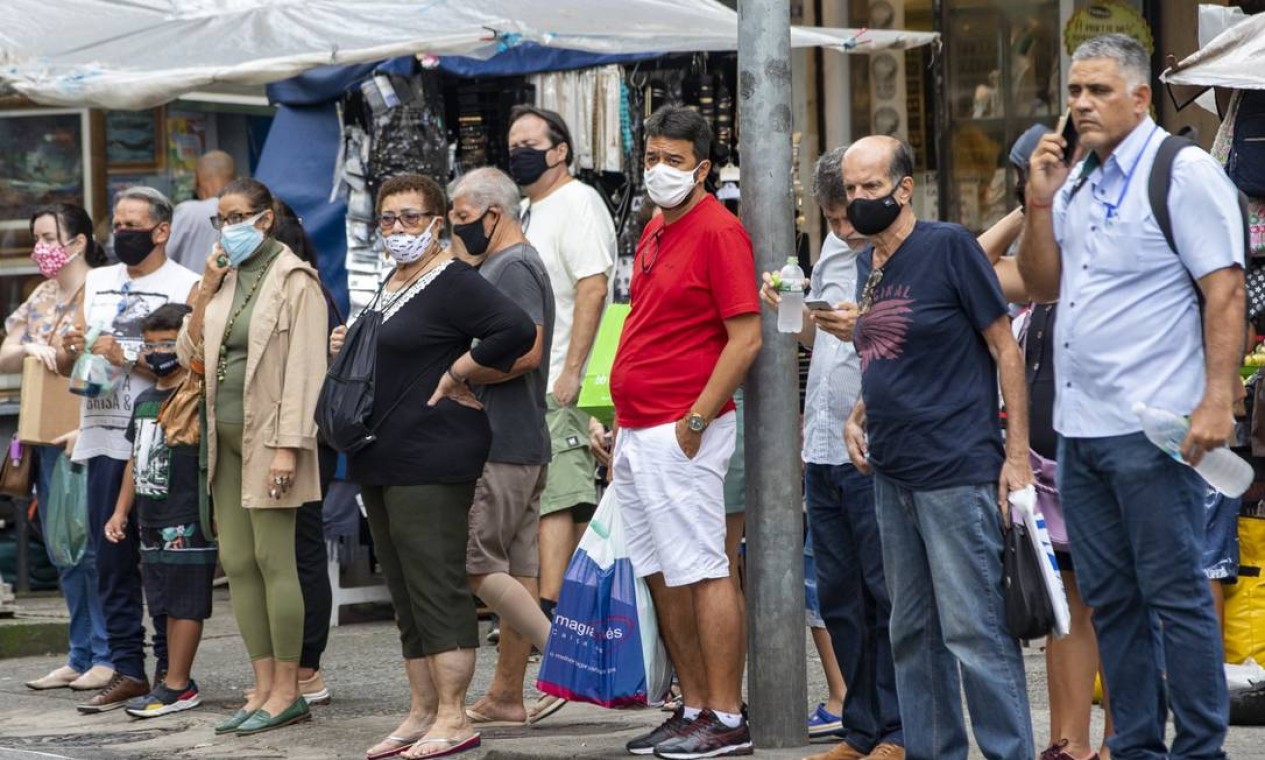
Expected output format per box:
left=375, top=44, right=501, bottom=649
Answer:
left=1148, top=135, right=1195, bottom=255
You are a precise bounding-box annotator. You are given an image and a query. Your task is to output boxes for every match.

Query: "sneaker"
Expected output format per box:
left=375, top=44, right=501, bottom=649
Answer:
left=125, top=680, right=203, bottom=718
left=807, top=703, right=844, bottom=739
left=653, top=710, right=753, bottom=759
left=486, top=623, right=501, bottom=645
left=627, top=708, right=694, bottom=755
left=25, top=665, right=81, bottom=690
left=865, top=743, right=906, bottom=760
left=68, top=666, right=116, bottom=691
left=76, top=673, right=149, bottom=713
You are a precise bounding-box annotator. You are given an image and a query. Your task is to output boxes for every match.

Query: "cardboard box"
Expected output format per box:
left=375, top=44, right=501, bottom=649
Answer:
left=17, top=356, right=80, bottom=444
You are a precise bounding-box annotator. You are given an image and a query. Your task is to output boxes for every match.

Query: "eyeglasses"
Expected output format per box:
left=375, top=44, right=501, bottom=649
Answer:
left=857, top=267, right=885, bottom=315
left=209, top=210, right=265, bottom=230
left=520, top=205, right=532, bottom=234
left=377, top=211, right=437, bottom=231
left=639, top=229, right=664, bottom=275
left=116, top=280, right=133, bottom=316
left=141, top=340, right=177, bottom=352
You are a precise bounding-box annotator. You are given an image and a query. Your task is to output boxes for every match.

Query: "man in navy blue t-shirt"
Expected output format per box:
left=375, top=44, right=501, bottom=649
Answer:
left=829, top=136, right=1035, bottom=760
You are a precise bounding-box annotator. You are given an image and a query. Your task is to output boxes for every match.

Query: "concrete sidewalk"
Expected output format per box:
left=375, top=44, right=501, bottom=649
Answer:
left=1, top=589, right=1262, bottom=759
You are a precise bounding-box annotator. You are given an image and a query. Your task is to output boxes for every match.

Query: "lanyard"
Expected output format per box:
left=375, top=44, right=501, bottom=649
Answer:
left=1102, top=124, right=1161, bottom=223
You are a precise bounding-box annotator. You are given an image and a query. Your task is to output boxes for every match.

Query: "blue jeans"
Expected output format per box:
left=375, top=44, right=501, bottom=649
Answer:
left=86, top=455, right=167, bottom=681
left=1058, top=434, right=1228, bottom=760
left=34, top=445, right=110, bottom=673
left=873, top=475, right=1032, bottom=760
left=805, top=462, right=902, bottom=751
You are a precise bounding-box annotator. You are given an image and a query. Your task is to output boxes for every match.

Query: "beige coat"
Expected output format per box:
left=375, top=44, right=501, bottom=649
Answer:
left=177, top=241, right=328, bottom=509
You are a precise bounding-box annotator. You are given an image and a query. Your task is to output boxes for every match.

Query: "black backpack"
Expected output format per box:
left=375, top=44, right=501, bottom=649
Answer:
left=315, top=285, right=427, bottom=454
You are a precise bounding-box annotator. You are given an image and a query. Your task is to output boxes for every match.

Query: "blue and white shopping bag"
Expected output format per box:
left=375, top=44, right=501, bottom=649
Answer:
left=537, top=485, right=673, bottom=707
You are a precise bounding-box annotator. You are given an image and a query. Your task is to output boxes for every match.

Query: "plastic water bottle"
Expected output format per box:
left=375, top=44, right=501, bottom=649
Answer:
left=777, top=256, right=804, bottom=334
left=1133, top=403, right=1253, bottom=497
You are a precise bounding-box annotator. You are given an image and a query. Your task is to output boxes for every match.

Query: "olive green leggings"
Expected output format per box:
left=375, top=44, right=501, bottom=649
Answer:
left=213, top=421, right=304, bottom=662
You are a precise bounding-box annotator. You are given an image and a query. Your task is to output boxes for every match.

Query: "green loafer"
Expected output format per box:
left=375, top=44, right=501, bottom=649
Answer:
left=234, top=697, right=311, bottom=735
left=214, top=708, right=255, bottom=735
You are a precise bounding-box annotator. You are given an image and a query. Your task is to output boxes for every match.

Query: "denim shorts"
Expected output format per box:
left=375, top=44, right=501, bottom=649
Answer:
left=1203, top=488, right=1241, bottom=582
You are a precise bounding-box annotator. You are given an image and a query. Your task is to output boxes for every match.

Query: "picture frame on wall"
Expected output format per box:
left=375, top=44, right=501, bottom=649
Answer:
left=105, top=108, right=165, bottom=173
left=0, top=109, right=93, bottom=232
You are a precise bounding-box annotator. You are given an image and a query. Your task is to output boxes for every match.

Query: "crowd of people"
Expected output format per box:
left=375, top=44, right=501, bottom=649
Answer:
left=10, top=31, right=1250, bottom=760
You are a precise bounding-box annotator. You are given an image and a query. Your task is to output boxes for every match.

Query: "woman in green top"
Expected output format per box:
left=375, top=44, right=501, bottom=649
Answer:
left=178, top=178, right=329, bottom=736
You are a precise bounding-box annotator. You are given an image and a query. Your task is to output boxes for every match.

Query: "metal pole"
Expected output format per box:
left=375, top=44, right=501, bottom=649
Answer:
left=737, top=0, right=807, bottom=749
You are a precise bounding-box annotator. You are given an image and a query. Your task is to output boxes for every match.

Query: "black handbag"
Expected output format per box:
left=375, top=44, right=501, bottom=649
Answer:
left=315, top=285, right=428, bottom=454
left=1003, top=520, right=1056, bottom=641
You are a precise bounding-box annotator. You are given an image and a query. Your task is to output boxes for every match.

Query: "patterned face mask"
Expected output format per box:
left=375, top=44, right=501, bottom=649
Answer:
left=31, top=240, right=78, bottom=278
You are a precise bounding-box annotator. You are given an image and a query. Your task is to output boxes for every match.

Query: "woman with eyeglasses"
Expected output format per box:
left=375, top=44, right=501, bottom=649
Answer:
left=178, top=177, right=328, bottom=736
left=329, top=174, right=533, bottom=760
left=4, top=204, right=115, bottom=694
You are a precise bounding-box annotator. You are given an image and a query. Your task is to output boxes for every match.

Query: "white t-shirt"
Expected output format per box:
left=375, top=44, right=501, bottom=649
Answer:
left=521, top=179, right=616, bottom=389
left=74, top=258, right=200, bottom=463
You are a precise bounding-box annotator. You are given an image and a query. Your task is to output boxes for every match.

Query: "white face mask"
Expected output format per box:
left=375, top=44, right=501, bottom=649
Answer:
left=384, top=218, right=440, bottom=264
left=644, top=163, right=701, bottom=209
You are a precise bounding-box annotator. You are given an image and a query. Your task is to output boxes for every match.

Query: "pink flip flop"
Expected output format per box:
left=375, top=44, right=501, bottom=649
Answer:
left=402, top=733, right=480, bottom=759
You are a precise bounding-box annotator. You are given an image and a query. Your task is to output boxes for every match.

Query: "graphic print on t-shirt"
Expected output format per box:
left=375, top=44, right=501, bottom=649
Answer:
left=854, top=284, right=913, bottom=370
left=87, top=285, right=172, bottom=353
left=131, top=399, right=171, bottom=499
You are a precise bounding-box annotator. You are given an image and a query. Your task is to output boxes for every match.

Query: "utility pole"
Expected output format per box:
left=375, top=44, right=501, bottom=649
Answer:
left=737, top=0, right=807, bottom=749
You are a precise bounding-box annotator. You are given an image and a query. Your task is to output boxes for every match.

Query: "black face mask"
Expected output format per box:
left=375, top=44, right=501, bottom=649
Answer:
left=113, top=228, right=157, bottom=266
left=453, top=211, right=499, bottom=257
left=145, top=352, right=180, bottom=377
left=847, top=191, right=903, bottom=237
left=508, top=146, right=556, bottom=186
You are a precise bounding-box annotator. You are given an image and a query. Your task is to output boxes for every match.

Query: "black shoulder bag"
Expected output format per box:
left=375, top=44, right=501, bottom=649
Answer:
left=315, top=281, right=430, bottom=454
left=1003, top=518, right=1057, bottom=641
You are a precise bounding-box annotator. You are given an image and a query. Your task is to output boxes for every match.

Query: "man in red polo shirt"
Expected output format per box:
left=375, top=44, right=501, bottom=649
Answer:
left=610, top=105, right=762, bottom=760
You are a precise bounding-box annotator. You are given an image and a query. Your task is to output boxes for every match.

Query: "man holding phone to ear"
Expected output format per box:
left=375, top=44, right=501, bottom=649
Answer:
left=1019, top=33, right=1244, bottom=760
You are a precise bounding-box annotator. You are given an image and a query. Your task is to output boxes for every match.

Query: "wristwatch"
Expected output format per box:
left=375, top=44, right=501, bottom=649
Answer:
left=686, top=412, right=708, bottom=433
left=122, top=345, right=139, bottom=364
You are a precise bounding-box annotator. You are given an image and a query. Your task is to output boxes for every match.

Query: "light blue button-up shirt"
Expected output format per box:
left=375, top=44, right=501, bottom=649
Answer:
left=1052, top=116, right=1245, bottom=437
left=802, top=233, right=863, bottom=465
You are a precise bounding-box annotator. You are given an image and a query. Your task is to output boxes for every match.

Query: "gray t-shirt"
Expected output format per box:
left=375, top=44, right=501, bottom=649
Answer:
left=475, top=243, right=555, bottom=465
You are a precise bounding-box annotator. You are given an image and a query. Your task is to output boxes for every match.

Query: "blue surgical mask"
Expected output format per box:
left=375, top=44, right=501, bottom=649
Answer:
left=220, top=213, right=266, bottom=266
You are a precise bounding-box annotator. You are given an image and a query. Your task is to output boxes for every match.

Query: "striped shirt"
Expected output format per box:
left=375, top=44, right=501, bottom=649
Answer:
left=802, top=234, right=863, bottom=465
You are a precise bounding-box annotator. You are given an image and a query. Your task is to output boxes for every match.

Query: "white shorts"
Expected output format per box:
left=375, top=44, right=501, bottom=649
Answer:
left=612, top=412, right=737, bottom=588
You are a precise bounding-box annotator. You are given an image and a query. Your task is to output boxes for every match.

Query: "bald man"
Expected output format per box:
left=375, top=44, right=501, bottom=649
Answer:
left=167, top=151, right=236, bottom=273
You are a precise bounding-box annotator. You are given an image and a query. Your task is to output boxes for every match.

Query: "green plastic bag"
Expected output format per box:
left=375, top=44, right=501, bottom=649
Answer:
left=46, top=453, right=88, bottom=568
left=576, top=304, right=630, bottom=426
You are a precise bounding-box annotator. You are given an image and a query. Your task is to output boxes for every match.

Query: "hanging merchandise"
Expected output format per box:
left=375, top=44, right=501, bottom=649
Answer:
left=532, top=65, right=624, bottom=174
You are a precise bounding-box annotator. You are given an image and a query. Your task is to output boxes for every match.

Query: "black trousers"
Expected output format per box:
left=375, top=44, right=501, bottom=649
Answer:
left=296, top=445, right=337, bottom=671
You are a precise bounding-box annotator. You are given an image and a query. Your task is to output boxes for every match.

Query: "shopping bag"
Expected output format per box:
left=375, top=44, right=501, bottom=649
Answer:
left=576, top=304, right=630, bottom=427
left=45, top=452, right=88, bottom=568
left=537, top=484, right=673, bottom=707
left=1226, top=516, right=1265, bottom=666
left=1008, top=486, right=1071, bottom=638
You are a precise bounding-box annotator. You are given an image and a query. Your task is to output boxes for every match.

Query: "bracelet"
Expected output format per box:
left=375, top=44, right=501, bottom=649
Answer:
left=447, top=366, right=466, bottom=383
left=1026, top=197, right=1054, bottom=210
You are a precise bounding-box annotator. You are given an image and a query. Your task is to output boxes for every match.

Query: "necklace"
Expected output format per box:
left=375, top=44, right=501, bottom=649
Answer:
left=216, top=248, right=282, bottom=382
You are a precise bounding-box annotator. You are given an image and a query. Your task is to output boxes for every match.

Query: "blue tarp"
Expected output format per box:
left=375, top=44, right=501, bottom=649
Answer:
left=253, top=102, right=350, bottom=318
left=439, top=42, right=659, bottom=78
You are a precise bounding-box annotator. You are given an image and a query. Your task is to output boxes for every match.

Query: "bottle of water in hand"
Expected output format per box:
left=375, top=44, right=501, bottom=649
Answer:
left=777, top=256, right=805, bottom=334
left=1133, top=402, right=1253, bottom=497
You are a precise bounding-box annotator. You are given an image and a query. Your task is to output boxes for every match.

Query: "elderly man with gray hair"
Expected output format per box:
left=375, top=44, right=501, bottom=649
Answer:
left=58, top=185, right=200, bottom=713
left=447, top=167, right=562, bottom=727
left=1020, top=33, right=1244, bottom=760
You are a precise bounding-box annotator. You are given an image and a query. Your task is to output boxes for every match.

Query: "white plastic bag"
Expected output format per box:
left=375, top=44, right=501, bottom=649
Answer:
left=1009, top=486, right=1071, bottom=638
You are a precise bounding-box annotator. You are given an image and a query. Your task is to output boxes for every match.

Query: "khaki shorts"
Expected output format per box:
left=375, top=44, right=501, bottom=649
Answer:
left=540, top=394, right=598, bottom=517
left=466, top=462, right=548, bottom=577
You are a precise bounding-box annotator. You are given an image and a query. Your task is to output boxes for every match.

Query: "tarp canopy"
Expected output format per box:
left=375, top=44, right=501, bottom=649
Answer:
left=1162, top=12, right=1265, bottom=91
left=0, top=0, right=938, bottom=109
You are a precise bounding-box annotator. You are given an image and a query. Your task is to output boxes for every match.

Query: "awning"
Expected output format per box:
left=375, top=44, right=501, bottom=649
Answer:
left=0, top=0, right=939, bottom=110
left=1162, top=12, right=1265, bottom=91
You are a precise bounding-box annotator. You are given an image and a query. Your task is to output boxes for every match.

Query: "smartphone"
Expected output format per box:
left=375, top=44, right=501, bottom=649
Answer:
left=805, top=299, right=835, bottom=311
left=1056, top=108, right=1079, bottom=165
